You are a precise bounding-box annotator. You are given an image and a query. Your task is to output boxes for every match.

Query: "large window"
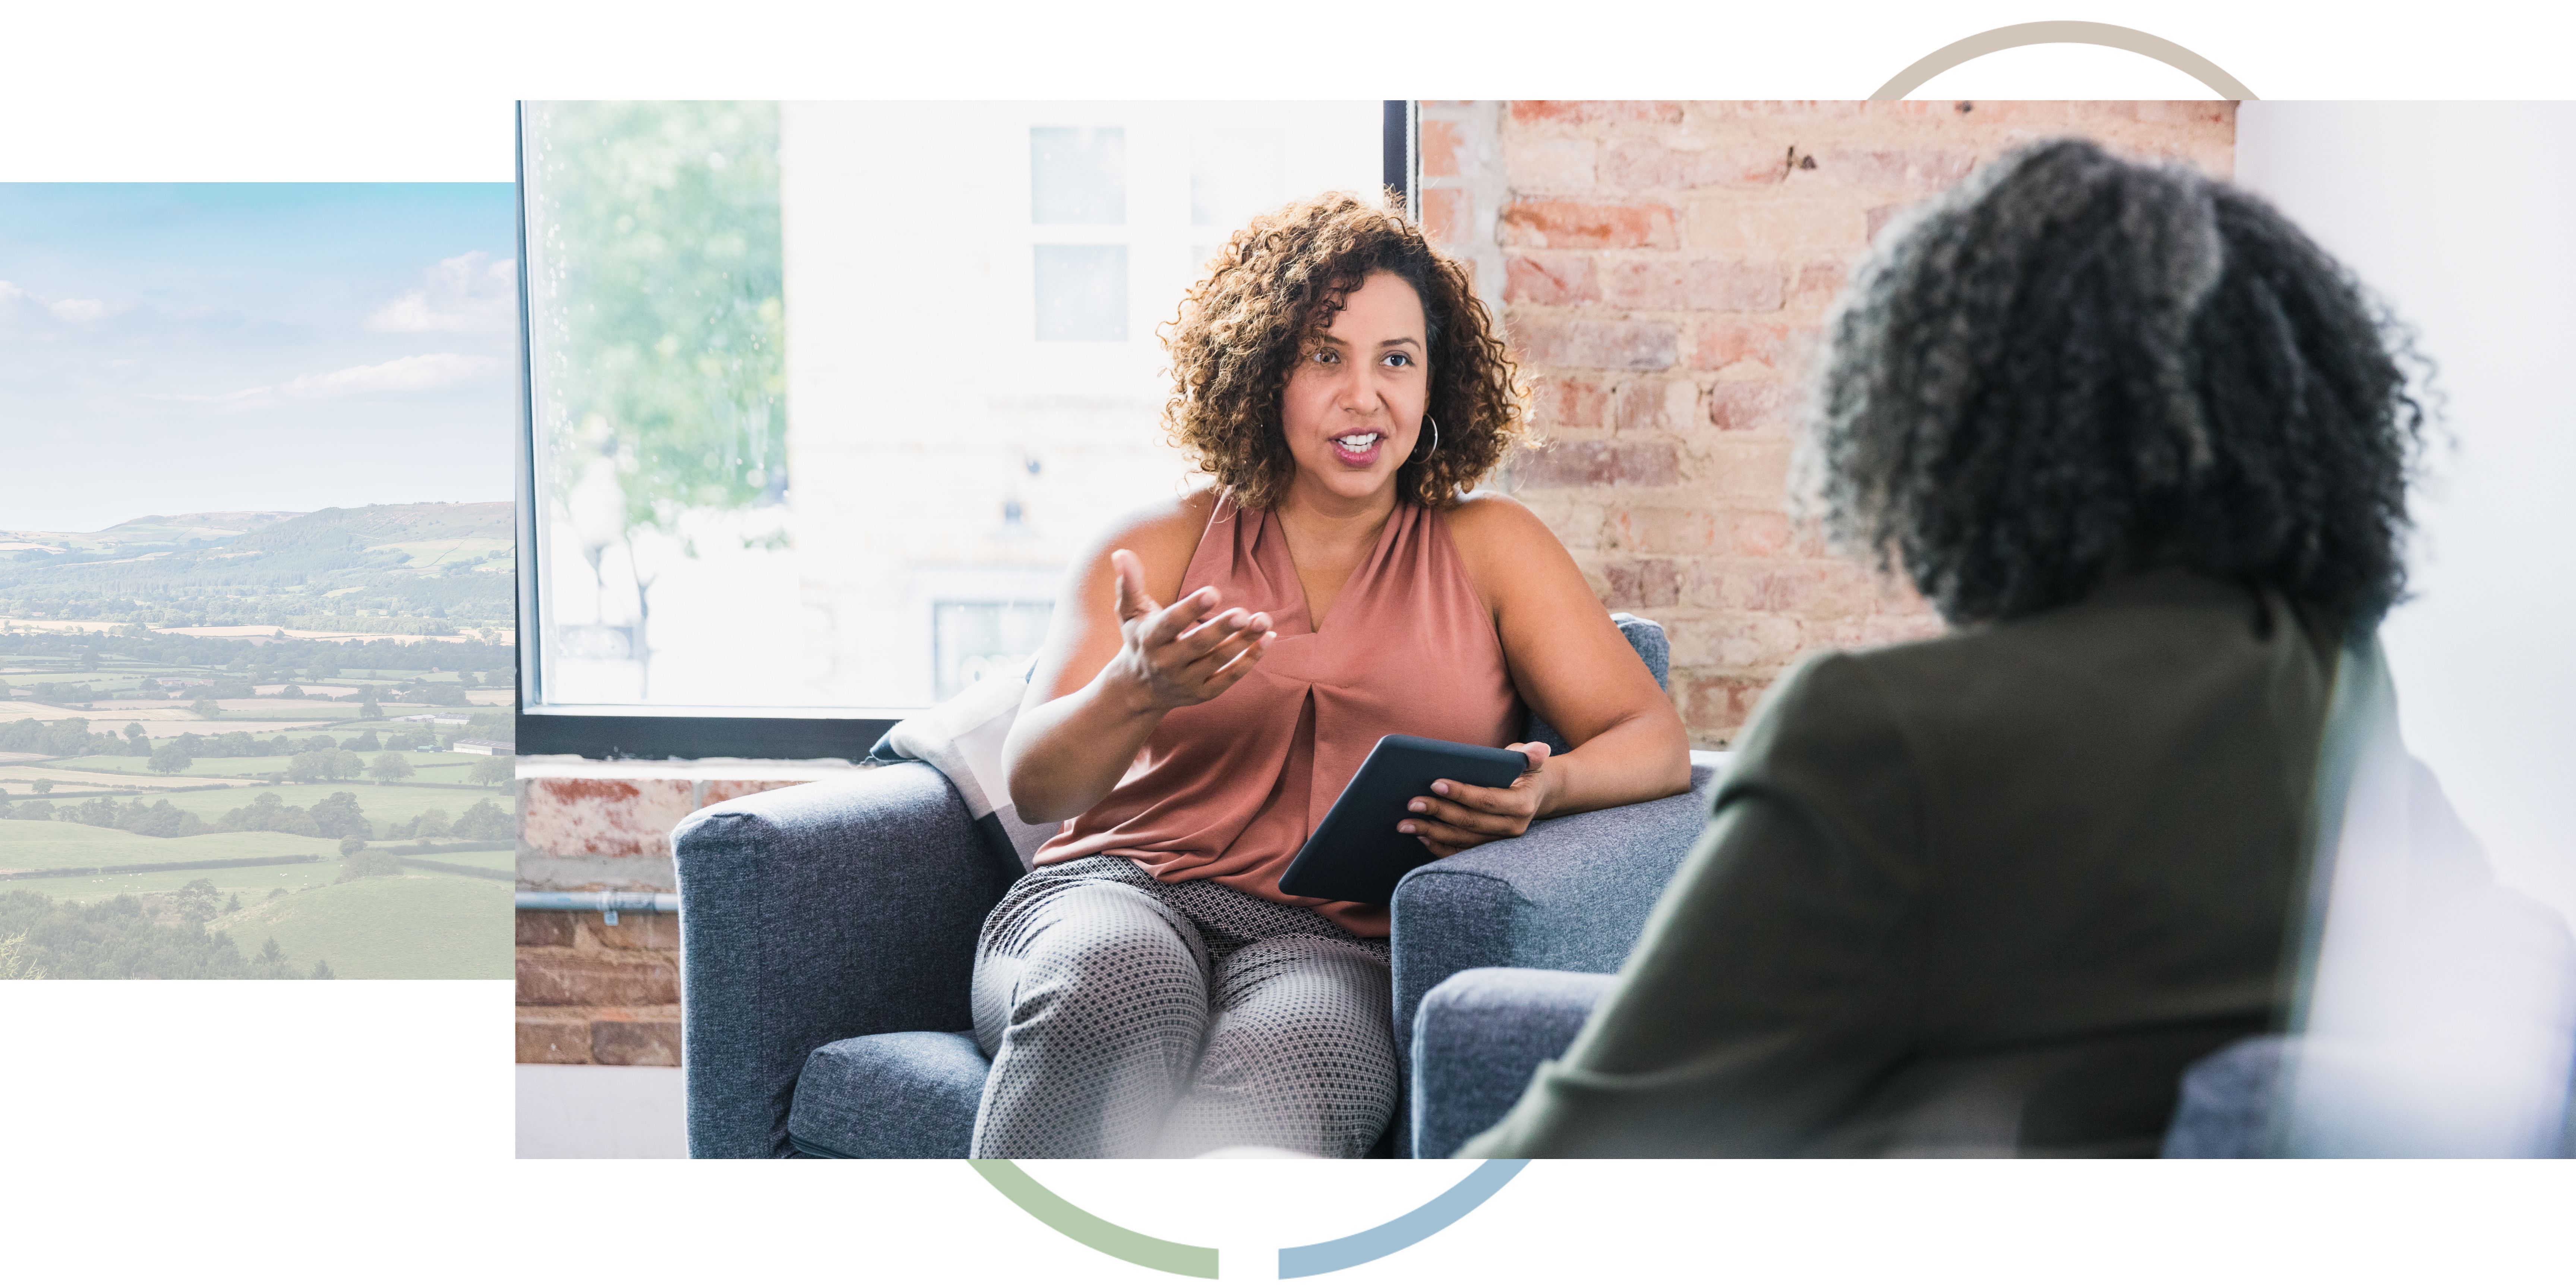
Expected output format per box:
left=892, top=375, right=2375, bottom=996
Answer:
left=519, top=102, right=1388, bottom=722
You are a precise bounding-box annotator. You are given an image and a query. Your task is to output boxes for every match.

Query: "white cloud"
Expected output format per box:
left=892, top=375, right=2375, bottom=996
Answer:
left=0, top=279, right=126, bottom=331
left=364, top=251, right=517, bottom=335
left=155, top=352, right=502, bottom=411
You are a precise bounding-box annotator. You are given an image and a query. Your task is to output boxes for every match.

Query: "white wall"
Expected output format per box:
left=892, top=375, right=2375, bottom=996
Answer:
left=2235, top=103, right=2576, bottom=921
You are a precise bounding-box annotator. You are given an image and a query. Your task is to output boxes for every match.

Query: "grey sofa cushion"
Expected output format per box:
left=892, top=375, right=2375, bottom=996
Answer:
left=673, top=764, right=1017, bottom=1158
left=788, top=1030, right=991, bottom=1159
left=1412, top=967, right=1615, bottom=1159
left=2160, top=1035, right=2286, bottom=1158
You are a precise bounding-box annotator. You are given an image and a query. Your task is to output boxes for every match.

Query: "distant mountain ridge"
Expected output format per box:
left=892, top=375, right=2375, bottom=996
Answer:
left=0, top=502, right=514, bottom=631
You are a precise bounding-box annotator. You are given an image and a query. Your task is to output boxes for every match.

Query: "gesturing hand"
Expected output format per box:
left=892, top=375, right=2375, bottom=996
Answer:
left=1398, top=742, right=1555, bottom=859
left=1107, top=548, right=1275, bottom=713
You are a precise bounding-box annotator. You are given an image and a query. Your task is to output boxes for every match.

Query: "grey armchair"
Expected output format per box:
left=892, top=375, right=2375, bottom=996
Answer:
left=672, top=614, right=1724, bottom=1158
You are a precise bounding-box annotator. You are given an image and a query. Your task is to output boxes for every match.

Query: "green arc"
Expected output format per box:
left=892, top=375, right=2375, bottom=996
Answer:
left=968, top=1159, right=1221, bottom=1279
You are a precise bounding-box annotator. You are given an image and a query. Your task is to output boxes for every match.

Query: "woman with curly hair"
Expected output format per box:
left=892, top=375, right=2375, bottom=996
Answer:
left=1464, top=138, right=2429, bottom=1158
left=975, top=192, right=1692, bottom=1158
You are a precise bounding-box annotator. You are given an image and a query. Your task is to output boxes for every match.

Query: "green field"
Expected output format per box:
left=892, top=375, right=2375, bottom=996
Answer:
left=1, top=859, right=336, bottom=902
left=411, top=849, right=514, bottom=872
left=207, top=872, right=512, bottom=978
left=53, top=751, right=496, bottom=779
left=0, top=820, right=328, bottom=867
left=164, top=781, right=513, bottom=825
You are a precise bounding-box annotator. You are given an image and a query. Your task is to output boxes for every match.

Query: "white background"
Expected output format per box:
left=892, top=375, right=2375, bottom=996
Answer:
left=6, top=2, right=2576, bottom=1284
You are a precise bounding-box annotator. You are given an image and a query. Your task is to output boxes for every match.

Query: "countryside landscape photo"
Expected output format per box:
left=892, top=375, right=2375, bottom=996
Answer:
left=1, top=182, right=521, bottom=980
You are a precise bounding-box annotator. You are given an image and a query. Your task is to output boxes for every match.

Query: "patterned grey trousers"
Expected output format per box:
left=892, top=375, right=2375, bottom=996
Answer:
left=969, top=855, right=1397, bottom=1159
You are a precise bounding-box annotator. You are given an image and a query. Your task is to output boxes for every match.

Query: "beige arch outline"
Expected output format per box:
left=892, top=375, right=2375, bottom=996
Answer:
left=1871, top=21, right=2257, bottom=101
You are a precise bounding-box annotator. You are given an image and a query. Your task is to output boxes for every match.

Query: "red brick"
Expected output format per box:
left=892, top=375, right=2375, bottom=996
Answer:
left=517, top=910, right=577, bottom=948
left=520, top=776, right=695, bottom=859
left=1686, top=196, right=1868, bottom=253
left=1678, top=672, right=1771, bottom=738
left=1597, top=139, right=1793, bottom=189
left=517, top=1011, right=590, bottom=1064
left=1789, top=261, right=1848, bottom=311
left=1510, top=101, right=1685, bottom=126
left=1514, top=318, right=1677, bottom=370
left=1691, top=321, right=1795, bottom=372
left=1707, top=381, right=1793, bottom=433
left=1423, top=188, right=1472, bottom=246
left=1530, top=376, right=1609, bottom=431
left=1816, top=149, right=1978, bottom=192
left=1611, top=379, right=1691, bottom=435
left=1514, top=440, right=1682, bottom=489
left=1597, top=259, right=1784, bottom=312
left=516, top=951, right=679, bottom=1007
left=1420, top=120, right=1466, bottom=178
left=1505, top=253, right=1598, bottom=306
left=592, top=1017, right=683, bottom=1067
left=1606, top=506, right=1722, bottom=554
left=591, top=910, right=681, bottom=951
left=1602, top=559, right=1682, bottom=609
left=699, top=779, right=802, bottom=807
left=1498, top=201, right=1679, bottom=250
left=1723, top=512, right=1791, bottom=557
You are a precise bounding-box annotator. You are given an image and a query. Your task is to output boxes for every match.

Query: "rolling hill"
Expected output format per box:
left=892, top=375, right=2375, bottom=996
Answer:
left=0, top=502, right=514, bottom=631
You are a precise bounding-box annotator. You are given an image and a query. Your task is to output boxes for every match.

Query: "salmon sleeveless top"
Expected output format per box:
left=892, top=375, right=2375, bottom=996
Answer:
left=1030, top=492, right=1522, bottom=936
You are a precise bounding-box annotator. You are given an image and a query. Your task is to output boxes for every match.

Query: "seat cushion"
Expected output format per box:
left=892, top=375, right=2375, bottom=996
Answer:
left=2160, top=1035, right=2285, bottom=1157
left=1411, top=967, right=1617, bottom=1159
left=787, top=1030, right=991, bottom=1159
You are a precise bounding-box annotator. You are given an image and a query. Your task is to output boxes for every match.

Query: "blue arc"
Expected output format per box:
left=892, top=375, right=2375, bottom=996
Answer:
left=1276, top=1159, right=1529, bottom=1278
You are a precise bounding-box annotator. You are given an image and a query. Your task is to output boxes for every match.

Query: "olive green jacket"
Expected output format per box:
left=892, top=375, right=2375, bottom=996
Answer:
left=1461, top=569, right=2337, bottom=1157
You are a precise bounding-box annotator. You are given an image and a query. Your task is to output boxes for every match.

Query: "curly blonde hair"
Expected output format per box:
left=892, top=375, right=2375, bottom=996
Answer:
left=1161, top=191, right=1526, bottom=511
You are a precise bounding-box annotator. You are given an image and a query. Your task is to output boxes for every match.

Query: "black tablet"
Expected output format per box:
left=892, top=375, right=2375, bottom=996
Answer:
left=1277, top=735, right=1530, bottom=906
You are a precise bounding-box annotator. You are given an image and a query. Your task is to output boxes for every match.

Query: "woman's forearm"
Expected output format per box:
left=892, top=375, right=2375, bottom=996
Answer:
left=1003, top=666, right=1168, bottom=824
left=1536, top=707, right=1692, bottom=819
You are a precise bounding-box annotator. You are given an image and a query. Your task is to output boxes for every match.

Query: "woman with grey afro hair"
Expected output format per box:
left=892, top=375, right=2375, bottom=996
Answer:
left=1809, top=137, right=2422, bottom=628
left=1462, top=139, right=2430, bottom=1159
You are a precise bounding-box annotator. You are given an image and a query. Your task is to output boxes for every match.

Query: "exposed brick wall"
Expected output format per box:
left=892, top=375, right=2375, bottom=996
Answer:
left=1440, top=101, right=2236, bottom=746
left=514, top=759, right=869, bottom=1067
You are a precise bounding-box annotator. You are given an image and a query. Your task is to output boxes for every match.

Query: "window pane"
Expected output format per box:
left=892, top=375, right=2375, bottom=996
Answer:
left=1030, top=126, right=1125, bottom=224
left=522, top=102, right=1382, bottom=708
left=1033, top=244, right=1127, bottom=342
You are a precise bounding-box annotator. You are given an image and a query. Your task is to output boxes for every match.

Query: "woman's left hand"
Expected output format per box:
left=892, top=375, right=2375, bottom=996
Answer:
left=1399, top=742, right=1555, bottom=859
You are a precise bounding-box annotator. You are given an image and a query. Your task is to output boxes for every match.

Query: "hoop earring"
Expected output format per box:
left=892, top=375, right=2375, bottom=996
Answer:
left=1408, top=414, right=1440, bottom=465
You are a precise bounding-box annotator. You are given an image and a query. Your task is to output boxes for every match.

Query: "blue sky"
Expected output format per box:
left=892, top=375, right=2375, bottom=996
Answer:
left=0, top=183, right=518, bottom=532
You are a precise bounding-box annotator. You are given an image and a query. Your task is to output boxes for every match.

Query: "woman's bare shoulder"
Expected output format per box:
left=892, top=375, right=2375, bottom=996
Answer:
left=1444, top=490, right=1564, bottom=555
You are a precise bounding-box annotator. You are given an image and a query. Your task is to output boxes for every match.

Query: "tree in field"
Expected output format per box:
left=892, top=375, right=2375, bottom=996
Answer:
left=413, top=807, right=453, bottom=839
left=284, top=752, right=324, bottom=783
left=123, top=722, right=147, bottom=754
left=148, top=743, right=192, bottom=775
left=32, top=778, right=54, bottom=795
left=455, top=796, right=514, bottom=844
left=338, top=835, right=366, bottom=858
left=369, top=751, right=413, bottom=784
left=173, top=878, right=221, bottom=923
left=359, top=697, right=383, bottom=720
left=190, top=698, right=221, bottom=719
left=468, top=755, right=514, bottom=788
left=310, top=960, right=336, bottom=980
left=330, top=749, right=366, bottom=781
left=258, top=937, right=285, bottom=963
left=307, top=791, right=369, bottom=840
left=222, top=892, right=241, bottom=914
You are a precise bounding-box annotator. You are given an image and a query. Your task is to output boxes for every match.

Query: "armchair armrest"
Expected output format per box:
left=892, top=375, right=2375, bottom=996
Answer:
left=1411, top=967, right=1616, bottom=1159
left=1389, top=750, right=1724, bottom=1090
left=672, top=763, right=1020, bottom=1158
